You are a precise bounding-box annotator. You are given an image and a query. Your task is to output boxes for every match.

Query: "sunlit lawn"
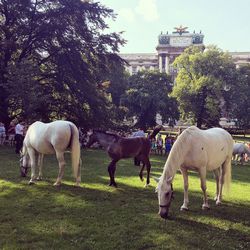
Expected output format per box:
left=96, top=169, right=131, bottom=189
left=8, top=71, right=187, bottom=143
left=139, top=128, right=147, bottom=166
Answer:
left=0, top=146, right=249, bottom=249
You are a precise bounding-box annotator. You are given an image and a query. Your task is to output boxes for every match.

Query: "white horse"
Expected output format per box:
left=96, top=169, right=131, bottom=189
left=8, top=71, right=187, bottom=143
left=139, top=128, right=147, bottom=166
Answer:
left=21, top=120, right=82, bottom=186
left=232, top=143, right=250, bottom=165
left=156, top=126, right=234, bottom=219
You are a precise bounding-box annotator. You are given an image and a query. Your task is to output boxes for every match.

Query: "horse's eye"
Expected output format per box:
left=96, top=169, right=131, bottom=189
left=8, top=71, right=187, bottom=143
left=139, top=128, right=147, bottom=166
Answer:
left=165, top=192, right=169, bottom=197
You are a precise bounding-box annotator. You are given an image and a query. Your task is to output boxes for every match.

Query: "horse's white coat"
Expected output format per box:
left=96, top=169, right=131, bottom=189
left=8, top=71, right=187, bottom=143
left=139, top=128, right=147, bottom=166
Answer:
left=157, top=126, right=234, bottom=219
left=22, top=121, right=81, bottom=186
left=232, top=143, right=250, bottom=164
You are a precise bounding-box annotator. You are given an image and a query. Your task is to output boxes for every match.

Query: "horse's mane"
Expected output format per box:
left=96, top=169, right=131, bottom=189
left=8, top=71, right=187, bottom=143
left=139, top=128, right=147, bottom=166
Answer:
left=148, top=125, right=163, bottom=139
left=163, top=126, right=198, bottom=176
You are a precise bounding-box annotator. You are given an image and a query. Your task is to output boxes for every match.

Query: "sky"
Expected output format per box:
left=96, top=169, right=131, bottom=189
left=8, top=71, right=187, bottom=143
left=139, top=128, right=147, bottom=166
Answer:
left=100, top=0, right=250, bottom=53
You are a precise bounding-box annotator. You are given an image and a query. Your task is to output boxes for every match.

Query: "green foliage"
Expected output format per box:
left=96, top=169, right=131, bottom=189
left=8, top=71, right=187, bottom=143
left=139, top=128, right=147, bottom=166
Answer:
left=0, top=0, right=125, bottom=128
left=0, top=147, right=249, bottom=249
left=228, top=65, right=250, bottom=129
left=172, top=46, right=237, bottom=128
left=121, top=71, right=179, bottom=128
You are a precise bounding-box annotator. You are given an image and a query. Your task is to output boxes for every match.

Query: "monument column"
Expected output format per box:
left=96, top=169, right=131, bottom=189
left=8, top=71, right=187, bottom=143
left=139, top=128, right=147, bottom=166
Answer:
left=165, top=55, right=169, bottom=74
left=159, top=54, right=163, bottom=73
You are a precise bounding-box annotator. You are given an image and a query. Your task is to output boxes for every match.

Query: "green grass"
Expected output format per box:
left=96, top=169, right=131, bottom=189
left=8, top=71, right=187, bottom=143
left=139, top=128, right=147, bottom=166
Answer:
left=0, top=146, right=249, bottom=250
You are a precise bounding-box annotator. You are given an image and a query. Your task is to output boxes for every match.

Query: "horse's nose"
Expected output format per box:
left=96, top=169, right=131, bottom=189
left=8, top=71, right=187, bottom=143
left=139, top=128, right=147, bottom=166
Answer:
left=159, top=212, right=168, bottom=219
left=158, top=208, right=169, bottom=219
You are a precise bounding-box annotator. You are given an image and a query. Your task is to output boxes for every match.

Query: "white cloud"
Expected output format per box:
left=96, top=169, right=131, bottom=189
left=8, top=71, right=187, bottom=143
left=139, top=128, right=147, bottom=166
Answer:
left=135, top=0, right=159, bottom=22
left=118, top=8, right=135, bottom=23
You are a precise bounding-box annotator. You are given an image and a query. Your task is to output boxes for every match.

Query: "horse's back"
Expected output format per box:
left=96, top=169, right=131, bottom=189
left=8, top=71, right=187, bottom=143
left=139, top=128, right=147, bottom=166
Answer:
left=201, top=127, right=233, bottom=169
left=109, top=137, right=150, bottom=158
left=233, top=143, right=246, bottom=154
left=25, top=121, right=75, bottom=154
left=181, top=126, right=233, bottom=170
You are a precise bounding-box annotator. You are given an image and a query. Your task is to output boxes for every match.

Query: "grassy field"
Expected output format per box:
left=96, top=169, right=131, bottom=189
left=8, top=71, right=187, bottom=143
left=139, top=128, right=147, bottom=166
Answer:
left=0, top=146, right=249, bottom=250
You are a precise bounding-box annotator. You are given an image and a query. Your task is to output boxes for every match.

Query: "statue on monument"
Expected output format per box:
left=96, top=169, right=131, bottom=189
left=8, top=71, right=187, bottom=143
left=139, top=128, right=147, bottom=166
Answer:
left=174, top=25, right=189, bottom=35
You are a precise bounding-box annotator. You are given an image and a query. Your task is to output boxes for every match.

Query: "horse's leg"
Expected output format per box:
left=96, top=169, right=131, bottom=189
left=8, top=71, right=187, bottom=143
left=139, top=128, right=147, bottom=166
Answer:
left=75, top=157, right=82, bottom=187
left=213, top=168, right=220, bottom=202
left=216, top=157, right=231, bottom=205
left=28, top=148, right=37, bottom=185
left=139, top=164, right=145, bottom=182
left=145, top=157, right=151, bottom=187
left=199, top=168, right=210, bottom=210
left=108, top=160, right=118, bottom=187
left=37, top=154, right=44, bottom=180
left=137, top=155, right=144, bottom=181
left=54, top=151, right=66, bottom=186
left=240, top=153, right=244, bottom=165
left=180, top=167, right=189, bottom=211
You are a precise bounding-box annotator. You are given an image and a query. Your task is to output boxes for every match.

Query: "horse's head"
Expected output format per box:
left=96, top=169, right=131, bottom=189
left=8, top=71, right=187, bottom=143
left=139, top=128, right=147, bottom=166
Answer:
left=86, top=130, right=98, bottom=148
left=19, top=150, right=29, bottom=177
left=156, top=176, right=174, bottom=219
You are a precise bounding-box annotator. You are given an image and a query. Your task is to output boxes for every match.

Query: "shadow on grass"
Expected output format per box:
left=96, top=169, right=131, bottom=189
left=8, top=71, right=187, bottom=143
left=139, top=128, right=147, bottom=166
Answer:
left=0, top=146, right=250, bottom=249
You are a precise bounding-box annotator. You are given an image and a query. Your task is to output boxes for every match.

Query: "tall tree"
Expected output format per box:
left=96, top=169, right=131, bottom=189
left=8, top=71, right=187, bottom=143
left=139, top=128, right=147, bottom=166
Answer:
left=121, top=71, right=179, bottom=128
left=172, top=45, right=237, bottom=128
left=228, top=65, right=250, bottom=129
left=0, top=0, right=125, bottom=128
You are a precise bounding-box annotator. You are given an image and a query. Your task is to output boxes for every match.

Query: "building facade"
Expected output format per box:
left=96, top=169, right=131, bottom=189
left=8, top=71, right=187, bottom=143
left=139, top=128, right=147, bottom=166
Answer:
left=120, top=26, right=250, bottom=75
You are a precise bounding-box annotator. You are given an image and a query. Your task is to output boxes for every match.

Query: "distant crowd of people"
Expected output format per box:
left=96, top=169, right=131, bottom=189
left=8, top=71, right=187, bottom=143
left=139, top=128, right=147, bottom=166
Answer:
left=1, top=121, right=178, bottom=158
left=0, top=120, right=27, bottom=154
left=150, top=133, right=176, bottom=156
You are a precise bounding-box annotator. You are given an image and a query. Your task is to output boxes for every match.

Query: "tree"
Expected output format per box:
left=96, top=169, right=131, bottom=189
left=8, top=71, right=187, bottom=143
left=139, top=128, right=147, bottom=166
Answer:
left=0, top=0, right=125, bottom=128
left=172, top=46, right=237, bottom=128
left=228, top=65, right=250, bottom=129
left=121, top=71, right=179, bottom=128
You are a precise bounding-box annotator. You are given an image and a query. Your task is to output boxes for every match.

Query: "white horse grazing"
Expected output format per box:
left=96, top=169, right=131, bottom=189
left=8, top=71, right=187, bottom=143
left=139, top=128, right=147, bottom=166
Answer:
left=232, top=143, right=250, bottom=165
left=156, top=126, right=234, bottom=219
left=21, top=120, right=82, bottom=186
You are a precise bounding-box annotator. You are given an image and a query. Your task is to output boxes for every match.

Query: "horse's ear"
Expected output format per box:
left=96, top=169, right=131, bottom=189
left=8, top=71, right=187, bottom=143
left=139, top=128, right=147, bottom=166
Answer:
left=167, top=176, right=173, bottom=184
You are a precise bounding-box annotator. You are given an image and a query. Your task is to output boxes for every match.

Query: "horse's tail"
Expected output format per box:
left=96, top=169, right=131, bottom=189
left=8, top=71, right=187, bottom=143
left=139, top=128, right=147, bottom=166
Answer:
left=148, top=125, right=163, bottom=139
left=69, top=123, right=82, bottom=185
left=223, top=158, right=231, bottom=193
left=223, top=142, right=233, bottom=193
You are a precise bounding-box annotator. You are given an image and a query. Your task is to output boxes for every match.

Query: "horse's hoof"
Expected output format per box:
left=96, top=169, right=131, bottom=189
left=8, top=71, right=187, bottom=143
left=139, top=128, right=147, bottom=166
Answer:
left=53, top=182, right=61, bottom=186
left=180, top=206, right=189, bottom=211
left=139, top=175, right=144, bottom=182
left=144, top=183, right=150, bottom=188
left=216, top=201, right=222, bottom=206
left=28, top=181, right=35, bottom=185
left=202, top=205, right=210, bottom=210
left=108, top=183, right=117, bottom=188
left=36, top=177, right=42, bottom=181
left=74, top=183, right=80, bottom=187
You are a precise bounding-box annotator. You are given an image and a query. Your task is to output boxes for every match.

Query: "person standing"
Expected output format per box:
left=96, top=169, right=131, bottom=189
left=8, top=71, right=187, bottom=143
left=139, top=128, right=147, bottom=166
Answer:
left=7, top=121, right=16, bottom=146
left=15, top=121, right=25, bottom=154
left=156, top=134, right=163, bottom=155
left=164, top=135, right=172, bottom=157
left=0, top=122, right=6, bottom=145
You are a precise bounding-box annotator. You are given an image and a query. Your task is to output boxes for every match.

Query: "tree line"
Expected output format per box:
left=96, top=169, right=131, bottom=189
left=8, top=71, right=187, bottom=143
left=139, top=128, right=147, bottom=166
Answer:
left=1, top=0, right=249, bottom=131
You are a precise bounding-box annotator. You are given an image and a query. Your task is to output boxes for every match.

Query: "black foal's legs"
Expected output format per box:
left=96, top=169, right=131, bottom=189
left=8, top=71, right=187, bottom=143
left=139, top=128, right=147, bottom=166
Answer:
left=145, top=159, right=151, bottom=186
left=139, top=156, right=151, bottom=186
left=108, top=160, right=118, bottom=187
left=139, top=164, right=145, bottom=181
